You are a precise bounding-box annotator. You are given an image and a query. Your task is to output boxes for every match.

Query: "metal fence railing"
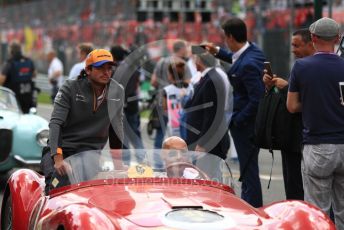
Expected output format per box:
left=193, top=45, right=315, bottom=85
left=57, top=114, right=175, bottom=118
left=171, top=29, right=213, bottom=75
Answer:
left=35, top=74, right=65, bottom=94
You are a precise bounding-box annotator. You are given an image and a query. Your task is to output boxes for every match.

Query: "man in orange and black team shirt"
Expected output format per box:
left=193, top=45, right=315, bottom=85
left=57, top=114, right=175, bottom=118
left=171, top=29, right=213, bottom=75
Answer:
left=0, top=42, right=37, bottom=113
left=40, top=49, right=124, bottom=194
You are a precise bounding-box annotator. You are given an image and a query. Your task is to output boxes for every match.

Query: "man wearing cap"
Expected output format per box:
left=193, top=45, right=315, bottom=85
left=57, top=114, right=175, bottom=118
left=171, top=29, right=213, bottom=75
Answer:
left=40, top=49, right=124, bottom=193
left=287, top=17, right=344, bottom=228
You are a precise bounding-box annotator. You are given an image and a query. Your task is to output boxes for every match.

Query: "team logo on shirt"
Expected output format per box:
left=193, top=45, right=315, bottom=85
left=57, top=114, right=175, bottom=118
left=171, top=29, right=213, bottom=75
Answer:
left=54, top=91, right=63, bottom=103
left=76, top=93, right=87, bottom=102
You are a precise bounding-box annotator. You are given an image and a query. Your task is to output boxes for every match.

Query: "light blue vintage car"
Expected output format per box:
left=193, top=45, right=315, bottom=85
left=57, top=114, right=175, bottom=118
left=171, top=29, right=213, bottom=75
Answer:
left=0, top=86, right=48, bottom=173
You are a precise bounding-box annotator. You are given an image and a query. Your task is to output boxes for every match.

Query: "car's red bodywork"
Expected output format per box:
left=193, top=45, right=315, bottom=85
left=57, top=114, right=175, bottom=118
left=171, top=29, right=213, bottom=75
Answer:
left=1, top=169, right=335, bottom=230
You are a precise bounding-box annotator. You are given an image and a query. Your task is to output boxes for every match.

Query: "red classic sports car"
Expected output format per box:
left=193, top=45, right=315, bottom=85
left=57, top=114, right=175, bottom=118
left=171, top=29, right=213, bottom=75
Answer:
left=1, top=149, right=335, bottom=229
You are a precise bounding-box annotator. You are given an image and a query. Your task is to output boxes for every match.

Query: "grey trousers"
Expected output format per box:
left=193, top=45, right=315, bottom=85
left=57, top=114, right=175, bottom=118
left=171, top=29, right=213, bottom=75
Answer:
left=302, top=144, right=344, bottom=229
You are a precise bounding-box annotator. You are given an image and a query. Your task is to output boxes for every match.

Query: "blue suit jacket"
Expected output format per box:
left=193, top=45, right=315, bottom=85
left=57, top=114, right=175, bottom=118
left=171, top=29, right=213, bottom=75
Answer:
left=217, top=43, right=265, bottom=126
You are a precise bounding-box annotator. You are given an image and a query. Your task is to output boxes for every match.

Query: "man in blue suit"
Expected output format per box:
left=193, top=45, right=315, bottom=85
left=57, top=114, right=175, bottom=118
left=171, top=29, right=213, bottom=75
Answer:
left=205, top=17, right=265, bottom=207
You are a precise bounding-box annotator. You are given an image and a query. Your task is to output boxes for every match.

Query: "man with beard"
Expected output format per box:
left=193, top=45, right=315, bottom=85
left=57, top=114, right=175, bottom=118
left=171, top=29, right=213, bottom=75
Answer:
left=40, top=49, right=124, bottom=193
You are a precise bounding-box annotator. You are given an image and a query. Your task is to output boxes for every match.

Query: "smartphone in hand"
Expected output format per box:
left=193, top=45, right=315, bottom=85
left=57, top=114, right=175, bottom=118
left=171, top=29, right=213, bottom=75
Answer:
left=264, top=61, right=273, bottom=77
left=191, top=45, right=206, bottom=55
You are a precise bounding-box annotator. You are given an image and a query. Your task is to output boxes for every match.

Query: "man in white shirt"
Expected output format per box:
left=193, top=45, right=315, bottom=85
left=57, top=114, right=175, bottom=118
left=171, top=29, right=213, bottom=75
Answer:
left=47, top=49, right=64, bottom=102
left=68, top=43, right=94, bottom=80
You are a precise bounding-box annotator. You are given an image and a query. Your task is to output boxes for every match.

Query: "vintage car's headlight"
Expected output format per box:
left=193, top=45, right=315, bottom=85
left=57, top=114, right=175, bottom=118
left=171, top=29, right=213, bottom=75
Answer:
left=36, top=129, right=49, bottom=146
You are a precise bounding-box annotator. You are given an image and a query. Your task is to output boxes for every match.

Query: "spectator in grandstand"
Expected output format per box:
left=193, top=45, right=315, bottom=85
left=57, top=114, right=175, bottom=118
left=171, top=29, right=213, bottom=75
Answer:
left=0, top=42, right=37, bottom=113
left=46, top=49, right=64, bottom=102
left=68, top=42, right=94, bottom=80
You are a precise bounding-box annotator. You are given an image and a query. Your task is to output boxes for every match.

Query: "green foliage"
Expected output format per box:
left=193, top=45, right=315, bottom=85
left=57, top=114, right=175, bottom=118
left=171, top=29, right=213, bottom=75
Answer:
left=37, top=92, right=51, bottom=104
left=140, top=109, right=150, bottom=119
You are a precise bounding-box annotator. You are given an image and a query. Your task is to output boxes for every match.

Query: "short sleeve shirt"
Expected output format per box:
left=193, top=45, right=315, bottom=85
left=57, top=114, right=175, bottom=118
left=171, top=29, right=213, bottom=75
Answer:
left=48, top=57, right=64, bottom=87
left=288, top=53, right=344, bottom=144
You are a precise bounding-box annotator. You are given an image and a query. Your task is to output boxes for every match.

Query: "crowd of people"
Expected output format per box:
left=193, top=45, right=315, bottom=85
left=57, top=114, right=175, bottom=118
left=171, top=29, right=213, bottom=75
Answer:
left=1, top=14, right=343, bottom=229
left=3, top=0, right=340, bottom=75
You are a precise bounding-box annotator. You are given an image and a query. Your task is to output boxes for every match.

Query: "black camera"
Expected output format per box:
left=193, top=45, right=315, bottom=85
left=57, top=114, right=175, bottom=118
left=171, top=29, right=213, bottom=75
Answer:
left=191, top=45, right=206, bottom=55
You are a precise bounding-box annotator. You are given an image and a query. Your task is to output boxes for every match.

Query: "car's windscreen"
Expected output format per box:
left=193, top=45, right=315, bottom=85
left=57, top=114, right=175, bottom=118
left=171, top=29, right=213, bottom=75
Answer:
left=0, top=88, right=20, bottom=112
left=54, top=149, right=233, bottom=188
